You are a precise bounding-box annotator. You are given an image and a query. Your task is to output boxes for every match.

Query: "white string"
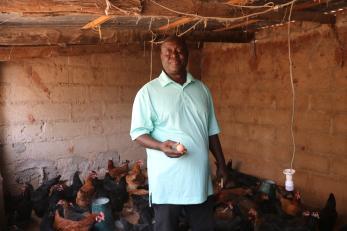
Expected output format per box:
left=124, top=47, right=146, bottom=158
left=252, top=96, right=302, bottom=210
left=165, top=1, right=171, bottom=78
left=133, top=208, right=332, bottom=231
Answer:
left=224, top=2, right=275, bottom=9
left=105, top=0, right=111, bottom=15
left=150, top=33, right=154, bottom=81
left=8, top=47, right=14, bottom=61
left=148, top=16, right=156, bottom=81
left=177, top=18, right=204, bottom=37
left=107, top=0, right=137, bottom=15
left=287, top=0, right=297, bottom=170
left=150, top=0, right=297, bottom=23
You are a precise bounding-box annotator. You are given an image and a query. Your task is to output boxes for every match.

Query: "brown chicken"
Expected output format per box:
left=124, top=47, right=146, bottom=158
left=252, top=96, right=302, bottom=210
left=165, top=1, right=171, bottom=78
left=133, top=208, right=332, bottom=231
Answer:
left=76, top=171, right=97, bottom=208
left=214, top=202, right=234, bottom=220
left=126, top=160, right=146, bottom=191
left=108, top=160, right=129, bottom=180
left=278, top=191, right=302, bottom=216
left=215, top=187, right=253, bottom=204
left=53, top=210, right=104, bottom=231
left=57, top=200, right=90, bottom=221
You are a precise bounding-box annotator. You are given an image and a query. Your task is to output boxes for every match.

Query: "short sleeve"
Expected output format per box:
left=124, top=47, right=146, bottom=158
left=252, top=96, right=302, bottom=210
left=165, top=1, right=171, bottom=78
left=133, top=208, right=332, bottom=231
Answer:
left=130, top=87, right=155, bottom=140
left=206, top=87, right=220, bottom=136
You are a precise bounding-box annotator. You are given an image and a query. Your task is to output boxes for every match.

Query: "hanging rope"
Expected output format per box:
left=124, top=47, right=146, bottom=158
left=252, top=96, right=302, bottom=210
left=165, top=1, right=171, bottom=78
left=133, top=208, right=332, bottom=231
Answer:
left=287, top=0, right=297, bottom=170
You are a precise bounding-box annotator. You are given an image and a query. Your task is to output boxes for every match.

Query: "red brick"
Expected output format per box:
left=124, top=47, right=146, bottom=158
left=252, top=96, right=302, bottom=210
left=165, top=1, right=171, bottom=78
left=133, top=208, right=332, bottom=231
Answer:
left=293, top=66, right=333, bottom=91
left=119, top=85, right=141, bottom=103
left=330, top=135, right=347, bottom=156
left=248, top=125, right=276, bottom=142
left=89, top=86, right=120, bottom=103
left=274, top=126, right=292, bottom=145
left=70, top=66, right=104, bottom=85
left=295, top=111, right=331, bottom=132
left=0, top=63, right=30, bottom=86
left=10, top=85, right=50, bottom=103
left=304, top=174, right=347, bottom=220
left=247, top=91, right=276, bottom=108
left=309, top=91, right=335, bottom=112
left=222, top=122, right=249, bottom=138
left=104, top=103, right=132, bottom=119
left=332, top=90, right=347, bottom=112
left=331, top=158, right=347, bottom=177
left=72, top=103, right=103, bottom=120
left=51, top=85, right=88, bottom=103
left=294, top=151, right=330, bottom=173
left=332, top=65, right=347, bottom=90
left=221, top=89, right=248, bottom=108
left=216, top=106, right=236, bottom=123
left=332, top=113, right=347, bottom=135
left=275, top=90, right=310, bottom=110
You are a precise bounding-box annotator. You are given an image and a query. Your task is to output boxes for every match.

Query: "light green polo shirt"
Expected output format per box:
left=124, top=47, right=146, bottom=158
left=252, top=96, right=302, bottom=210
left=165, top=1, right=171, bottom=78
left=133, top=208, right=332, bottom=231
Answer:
left=130, top=71, right=220, bottom=204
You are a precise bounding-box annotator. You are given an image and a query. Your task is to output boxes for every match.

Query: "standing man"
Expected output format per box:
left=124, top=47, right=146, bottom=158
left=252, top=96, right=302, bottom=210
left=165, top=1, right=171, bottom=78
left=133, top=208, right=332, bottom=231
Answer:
left=130, top=36, right=228, bottom=231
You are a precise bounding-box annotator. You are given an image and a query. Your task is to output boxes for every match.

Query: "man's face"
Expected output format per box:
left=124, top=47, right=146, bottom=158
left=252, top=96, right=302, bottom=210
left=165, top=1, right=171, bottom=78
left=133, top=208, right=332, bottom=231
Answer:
left=160, top=40, right=188, bottom=77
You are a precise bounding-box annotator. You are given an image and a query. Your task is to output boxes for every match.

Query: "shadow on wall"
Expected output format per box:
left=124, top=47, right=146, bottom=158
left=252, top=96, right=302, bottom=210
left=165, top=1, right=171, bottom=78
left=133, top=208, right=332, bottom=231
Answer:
left=0, top=62, right=7, bottom=227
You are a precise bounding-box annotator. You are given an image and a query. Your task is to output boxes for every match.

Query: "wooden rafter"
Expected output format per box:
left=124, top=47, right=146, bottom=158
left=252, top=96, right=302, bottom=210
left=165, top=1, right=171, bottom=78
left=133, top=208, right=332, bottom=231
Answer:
left=0, top=27, right=254, bottom=46
left=0, top=0, right=142, bottom=15
left=225, top=0, right=250, bottom=6
left=213, top=19, right=259, bottom=32
left=293, top=0, right=330, bottom=11
left=82, top=15, right=113, bottom=30
left=259, top=10, right=335, bottom=24
left=158, top=17, right=197, bottom=31
left=0, top=44, right=130, bottom=61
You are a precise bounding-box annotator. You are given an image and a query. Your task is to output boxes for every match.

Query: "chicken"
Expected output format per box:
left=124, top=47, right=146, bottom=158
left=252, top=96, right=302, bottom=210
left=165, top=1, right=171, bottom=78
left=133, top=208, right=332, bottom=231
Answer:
left=215, top=160, right=261, bottom=191
left=103, top=174, right=129, bottom=212
left=76, top=171, right=97, bottom=208
left=131, top=194, right=154, bottom=225
left=31, top=175, right=61, bottom=217
left=53, top=210, right=104, bottom=231
left=47, top=183, right=68, bottom=213
left=5, top=183, right=33, bottom=226
left=303, top=210, right=320, bottom=231
left=64, top=171, right=83, bottom=202
left=278, top=191, right=302, bottom=216
left=214, top=202, right=234, bottom=220
left=215, top=187, right=253, bottom=204
left=319, top=193, right=337, bottom=231
left=108, top=160, right=129, bottom=180
left=126, top=160, right=146, bottom=191
left=57, top=200, right=90, bottom=221
left=225, top=160, right=260, bottom=188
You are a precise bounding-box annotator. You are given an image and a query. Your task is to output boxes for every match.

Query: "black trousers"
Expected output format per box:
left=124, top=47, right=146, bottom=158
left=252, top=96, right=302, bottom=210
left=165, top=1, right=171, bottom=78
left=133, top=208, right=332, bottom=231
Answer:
left=152, top=196, right=214, bottom=231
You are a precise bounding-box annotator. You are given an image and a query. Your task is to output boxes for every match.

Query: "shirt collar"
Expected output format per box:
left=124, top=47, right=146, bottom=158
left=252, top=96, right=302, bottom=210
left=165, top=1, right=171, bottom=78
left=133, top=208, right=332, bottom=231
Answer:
left=158, top=71, right=195, bottom=87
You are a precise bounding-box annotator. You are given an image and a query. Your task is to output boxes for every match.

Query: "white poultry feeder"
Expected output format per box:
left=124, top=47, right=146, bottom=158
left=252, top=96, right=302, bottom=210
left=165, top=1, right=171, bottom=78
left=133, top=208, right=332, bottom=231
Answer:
left=283, top=169, right=295, bottom=191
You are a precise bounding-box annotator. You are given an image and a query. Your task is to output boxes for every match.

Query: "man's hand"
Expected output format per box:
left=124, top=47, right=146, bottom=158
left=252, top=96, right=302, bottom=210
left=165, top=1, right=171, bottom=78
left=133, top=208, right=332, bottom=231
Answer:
left=159, top=140, right=186, bottom=158
left=217, top=163, right=234, bottom=188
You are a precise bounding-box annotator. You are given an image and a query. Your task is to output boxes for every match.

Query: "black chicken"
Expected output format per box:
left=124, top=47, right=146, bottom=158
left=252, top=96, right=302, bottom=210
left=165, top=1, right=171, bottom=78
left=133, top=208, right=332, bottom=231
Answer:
left=319, top=193, right=337, bottom=231
left=5, top=183, right=33, bottom=227
left=103, top=173, right=129, bottom=212
left=31, top=175, right=61, bottom=217
left=64, top=171, right=83, bottom=202
left=226, top=160, right=260, bottom=188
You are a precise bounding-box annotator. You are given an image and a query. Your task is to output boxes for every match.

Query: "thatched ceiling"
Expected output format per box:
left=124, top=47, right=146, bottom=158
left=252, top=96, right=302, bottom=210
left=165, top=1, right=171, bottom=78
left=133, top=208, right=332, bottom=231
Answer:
left=0, top=0, right=346, bottom=57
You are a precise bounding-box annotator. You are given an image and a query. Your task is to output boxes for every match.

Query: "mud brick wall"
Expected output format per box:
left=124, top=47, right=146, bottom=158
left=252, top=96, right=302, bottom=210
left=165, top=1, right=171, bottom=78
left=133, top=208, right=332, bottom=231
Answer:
left=0, top=43, right=201, bottom=193
left=202, top=14, right=347, bottom=221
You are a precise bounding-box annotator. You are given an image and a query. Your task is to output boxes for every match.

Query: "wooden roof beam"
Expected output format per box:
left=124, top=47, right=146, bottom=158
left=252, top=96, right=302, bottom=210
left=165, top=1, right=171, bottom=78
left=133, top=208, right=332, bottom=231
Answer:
left=0, top=26, right=254, bottom=46
left=258, top=10, right=336, bottom=24
left=82, top=15, right=114, bottom=30
left=0, top=0, right=142, bottom=15
left=158, top=17, right=197, bottom=31
left=213, top=19, right=259, bottom=32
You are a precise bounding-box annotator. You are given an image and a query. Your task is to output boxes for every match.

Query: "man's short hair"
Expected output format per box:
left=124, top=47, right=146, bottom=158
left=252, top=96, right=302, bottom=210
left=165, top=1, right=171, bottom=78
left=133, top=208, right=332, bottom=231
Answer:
left=161, top=35, right=189, bottom=54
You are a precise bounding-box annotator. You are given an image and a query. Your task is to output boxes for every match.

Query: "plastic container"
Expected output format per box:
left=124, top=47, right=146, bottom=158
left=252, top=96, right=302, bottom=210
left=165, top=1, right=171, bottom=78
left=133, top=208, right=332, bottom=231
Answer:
left=259, top=179, right=277, bottom=200
left=92, top=197, right=115, bottom=231
left=283, top=169, right=295, bottom=191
